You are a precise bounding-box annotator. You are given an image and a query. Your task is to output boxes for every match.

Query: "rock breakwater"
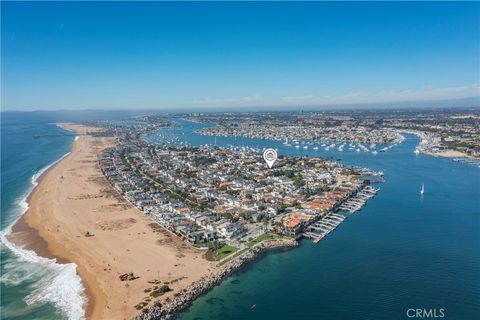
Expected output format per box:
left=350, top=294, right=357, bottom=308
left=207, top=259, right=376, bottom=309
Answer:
left=134, top=238, right=298, bottom=320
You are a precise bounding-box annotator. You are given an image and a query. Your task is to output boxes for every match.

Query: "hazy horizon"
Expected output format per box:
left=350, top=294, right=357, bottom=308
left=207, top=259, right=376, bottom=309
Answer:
left=1, top=96, right=479, bottom=114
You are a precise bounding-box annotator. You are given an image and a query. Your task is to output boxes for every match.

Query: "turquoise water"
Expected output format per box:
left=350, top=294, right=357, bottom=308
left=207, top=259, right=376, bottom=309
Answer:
left=1, top=114, right=479, bottom=319
left=1, top=111, right=145, bottom=320
left=1, top=115, right=77, bottom=319
left=147, top=119, right=480, bottom=320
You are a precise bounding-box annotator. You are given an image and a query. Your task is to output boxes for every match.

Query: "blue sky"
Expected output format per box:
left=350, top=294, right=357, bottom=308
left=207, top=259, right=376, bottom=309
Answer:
left=1, top=1, right=479, bottom=110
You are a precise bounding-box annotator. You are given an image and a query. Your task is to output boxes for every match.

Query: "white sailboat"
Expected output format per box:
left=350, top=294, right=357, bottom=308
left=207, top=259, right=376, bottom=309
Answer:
left=420, top=183, right=424, bottom=195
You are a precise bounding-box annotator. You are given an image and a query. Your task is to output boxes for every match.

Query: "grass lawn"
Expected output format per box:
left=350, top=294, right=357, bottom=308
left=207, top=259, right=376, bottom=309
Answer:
left=246, top=232, right=280, bottom=248
left=205, top=245, right=238, bottom=261
left=218, top=233, right=282, bottom=266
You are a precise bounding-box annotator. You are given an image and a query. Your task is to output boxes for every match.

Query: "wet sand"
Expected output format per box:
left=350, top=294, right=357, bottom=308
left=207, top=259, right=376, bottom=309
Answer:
left=9, top=123, right=215, bottom=319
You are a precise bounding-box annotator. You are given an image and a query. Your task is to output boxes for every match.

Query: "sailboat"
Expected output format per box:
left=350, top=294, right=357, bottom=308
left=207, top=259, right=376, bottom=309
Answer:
left=420, top=183, right=424, bottom=195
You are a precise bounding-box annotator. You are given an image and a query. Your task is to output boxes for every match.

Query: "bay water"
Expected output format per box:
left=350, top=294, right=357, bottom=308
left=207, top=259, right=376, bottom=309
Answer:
left=147, top=119, right=480, bottom=320
left=1, top=114, right=478, bottom=320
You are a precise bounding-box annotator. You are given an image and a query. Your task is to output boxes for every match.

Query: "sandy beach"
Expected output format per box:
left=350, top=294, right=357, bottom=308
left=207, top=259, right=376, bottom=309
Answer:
left=425, top=149, right=475, bottom=158
left=403, top=130, right=478, bottom=160
left=8, top=123, right=215, bottom=319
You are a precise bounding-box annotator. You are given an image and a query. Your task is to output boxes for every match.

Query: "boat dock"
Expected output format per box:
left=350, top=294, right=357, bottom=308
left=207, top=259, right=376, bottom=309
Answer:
left=337, top=185, right=379, bottom=214
left=303, top=213, right=346, bottom=243
left=302, top=185, right=380, bottom=243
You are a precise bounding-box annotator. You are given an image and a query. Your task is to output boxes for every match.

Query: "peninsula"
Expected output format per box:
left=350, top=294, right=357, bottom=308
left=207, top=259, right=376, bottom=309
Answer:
left=8, top=116, right=381, bottom=319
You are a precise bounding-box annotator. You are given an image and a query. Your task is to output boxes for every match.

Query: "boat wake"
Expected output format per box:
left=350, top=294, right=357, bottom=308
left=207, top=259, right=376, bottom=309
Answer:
left=0, top=149, right=87, bottom=320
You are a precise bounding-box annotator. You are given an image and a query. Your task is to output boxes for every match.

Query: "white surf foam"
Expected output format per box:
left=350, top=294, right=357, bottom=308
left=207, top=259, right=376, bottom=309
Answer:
left=54, top=123, right=75, bottom=133
left=0, top=150, right=87, bottom=320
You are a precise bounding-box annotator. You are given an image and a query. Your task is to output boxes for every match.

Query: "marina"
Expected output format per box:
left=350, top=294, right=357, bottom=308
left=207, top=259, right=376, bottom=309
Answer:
left=452, top=157, right=480, bottom=167
left=176, top=125, right=479, bottom=320
left=337, top=186, right=379, bottom=214
left=303, top=213, right=347, bottom=243
left=302, top=185, right=379, bottom=243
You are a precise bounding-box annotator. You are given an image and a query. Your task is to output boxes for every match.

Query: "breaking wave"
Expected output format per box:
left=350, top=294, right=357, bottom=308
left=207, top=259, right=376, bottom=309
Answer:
left=0, top=147, right=87, bottom=320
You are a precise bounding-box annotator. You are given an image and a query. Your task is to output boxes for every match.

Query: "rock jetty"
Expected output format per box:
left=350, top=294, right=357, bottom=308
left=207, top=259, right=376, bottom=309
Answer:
left=134, top=238, right=298, bottom=320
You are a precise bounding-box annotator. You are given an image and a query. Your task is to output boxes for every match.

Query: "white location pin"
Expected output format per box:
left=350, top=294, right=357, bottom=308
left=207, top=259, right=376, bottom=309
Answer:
left=263, top=148, right=278, bottom=168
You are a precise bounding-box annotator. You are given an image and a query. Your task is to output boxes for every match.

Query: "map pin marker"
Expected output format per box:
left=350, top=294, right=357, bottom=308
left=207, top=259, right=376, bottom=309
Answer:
left=263, top=148, right=278, bottom=168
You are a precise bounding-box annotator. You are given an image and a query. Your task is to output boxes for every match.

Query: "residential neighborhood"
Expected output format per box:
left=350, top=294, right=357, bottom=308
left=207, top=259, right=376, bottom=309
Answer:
left=95, top=117, right=377, bottom=255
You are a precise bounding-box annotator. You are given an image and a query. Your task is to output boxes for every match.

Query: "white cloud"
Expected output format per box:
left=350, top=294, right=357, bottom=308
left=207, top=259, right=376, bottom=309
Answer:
left=191, top=84, right=479, bottom=108
left=279, top=84, right=480, bottom=105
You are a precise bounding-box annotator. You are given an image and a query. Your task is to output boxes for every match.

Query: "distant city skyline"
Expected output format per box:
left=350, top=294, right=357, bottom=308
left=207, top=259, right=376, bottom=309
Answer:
left=1, top=1, right=479, bottom=111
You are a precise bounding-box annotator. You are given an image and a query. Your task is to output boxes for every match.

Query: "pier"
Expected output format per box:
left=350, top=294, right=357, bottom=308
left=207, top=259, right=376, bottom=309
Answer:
left=303, top=213, right=346, bottom=243
left=302, top=185, right=379, bottom=243
left=337, top=186, right=379, bottom=214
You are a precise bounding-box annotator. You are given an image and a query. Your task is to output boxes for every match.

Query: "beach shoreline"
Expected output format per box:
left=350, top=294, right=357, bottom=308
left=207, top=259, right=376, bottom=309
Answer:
left=422, top=149, right=472, bottom=158
left=8, top=123, right=215, bottom=319
left=401, top=130, right=478, bottom=160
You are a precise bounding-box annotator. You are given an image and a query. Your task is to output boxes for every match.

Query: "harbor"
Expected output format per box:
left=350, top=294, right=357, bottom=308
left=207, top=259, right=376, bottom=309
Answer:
left=303, top=213, right=346, bottom=243
left=337, top=186, right=380, bottom=214
left=175, top=126, right=480, bottom=320
left=302, top=185, right=379, bottom=244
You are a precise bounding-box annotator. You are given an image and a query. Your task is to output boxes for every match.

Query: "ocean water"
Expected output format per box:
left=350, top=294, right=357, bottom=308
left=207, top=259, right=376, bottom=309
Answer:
left=0, top=114, right=87, bottom=320
left=2, top=114, right=479, bottom=320
left=147, top=119, right=480, bottom=320
left=0, top=110, right=162, bottom=320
